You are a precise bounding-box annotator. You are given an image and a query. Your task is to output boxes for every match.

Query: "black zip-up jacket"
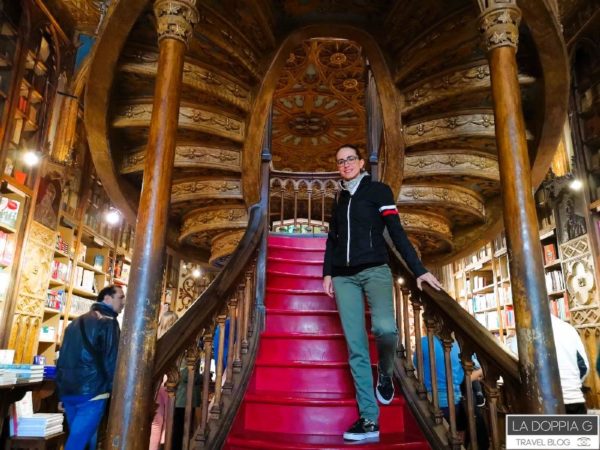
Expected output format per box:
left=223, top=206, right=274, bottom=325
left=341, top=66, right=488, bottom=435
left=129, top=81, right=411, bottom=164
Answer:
left=323, top=175, right=427, bottom=278
left=56, top=302, right=120, bottom=398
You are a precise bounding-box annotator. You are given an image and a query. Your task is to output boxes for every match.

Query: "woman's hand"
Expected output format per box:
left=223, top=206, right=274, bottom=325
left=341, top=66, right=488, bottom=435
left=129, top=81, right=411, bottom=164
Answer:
left=416, top=272, right=443, bottom=291
left=323, top=275, right=334, bottom=298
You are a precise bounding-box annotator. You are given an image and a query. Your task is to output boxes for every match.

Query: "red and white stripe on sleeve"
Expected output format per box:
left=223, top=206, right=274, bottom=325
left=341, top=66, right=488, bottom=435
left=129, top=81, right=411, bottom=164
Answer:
left=379, top=205, right=398, bottom=217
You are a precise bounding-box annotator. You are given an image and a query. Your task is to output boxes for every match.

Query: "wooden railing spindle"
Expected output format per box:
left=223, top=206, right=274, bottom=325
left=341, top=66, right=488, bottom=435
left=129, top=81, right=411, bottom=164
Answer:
left=163, top=365, right=180, bottom=450
left=485, top=378, right=501, bottom=450
left=394, top=281, right=404, bottom=358
left=460, top=354, right=479, bottom=450
left=232, top=286, right=244, bottom=372
left=411, top=293, right=427, bottom=398
left=183, top=343, right=200, bottom=450
left=402, top=287, right=414, bottom=376
left=193, top=331, right=213, bottom=444
left=223, top=297, right=238, bottom=395
left=441, top=336, right=461, bottom=450
left=210, top=314, right=227, bottom=420
left=424, top=315, right=443, bottom=425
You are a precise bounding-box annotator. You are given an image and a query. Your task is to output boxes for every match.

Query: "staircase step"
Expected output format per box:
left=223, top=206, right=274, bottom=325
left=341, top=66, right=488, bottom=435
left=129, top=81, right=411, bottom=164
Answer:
left=267, top=257, right=324, bottom=276
left=265, top=309, right=371, bottom=334
left=250, top=361, right=391, bottom=394
left=267, top=271, right=324, bottom=291
left=225, top=430, right=429, bottom=450
left=239, top=390, right=406, bottom=435
left=268, top=245, right=325, bottom=262
left=258, top=333, right=376, bottom=364
left=266, top=288, right=337, bottom=310
left=268, top=234, right=327, bottom=250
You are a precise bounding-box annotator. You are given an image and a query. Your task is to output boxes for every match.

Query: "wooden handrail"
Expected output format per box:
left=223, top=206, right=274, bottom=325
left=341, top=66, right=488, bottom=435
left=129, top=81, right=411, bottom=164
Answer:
left=387, top=235, right=522, bottom=450
left=154, top=203, right=266, bottom=379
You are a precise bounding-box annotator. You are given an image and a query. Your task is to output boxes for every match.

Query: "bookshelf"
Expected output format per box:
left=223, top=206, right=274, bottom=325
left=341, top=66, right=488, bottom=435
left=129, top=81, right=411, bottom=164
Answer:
left=447, top=232, right=515, bottom=343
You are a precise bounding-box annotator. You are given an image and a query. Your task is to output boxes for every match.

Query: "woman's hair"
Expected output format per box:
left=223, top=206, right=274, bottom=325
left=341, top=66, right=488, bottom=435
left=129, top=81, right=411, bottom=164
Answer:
left=158, top=310, right=179, bottom=338
left=336, top=144, right=364, bottom=160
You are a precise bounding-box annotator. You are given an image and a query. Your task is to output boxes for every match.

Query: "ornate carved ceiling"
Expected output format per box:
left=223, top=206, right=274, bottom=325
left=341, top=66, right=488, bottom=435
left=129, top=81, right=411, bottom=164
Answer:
left=271, top=39, right=366, bottom=172
left=88, top=0, right=566, bottom=264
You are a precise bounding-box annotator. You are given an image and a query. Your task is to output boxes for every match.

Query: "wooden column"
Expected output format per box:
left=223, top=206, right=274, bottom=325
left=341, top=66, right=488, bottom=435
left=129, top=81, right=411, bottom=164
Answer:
left=479, top=0, right=563, bottom=413
left=105, top=1, right=198, bottom=448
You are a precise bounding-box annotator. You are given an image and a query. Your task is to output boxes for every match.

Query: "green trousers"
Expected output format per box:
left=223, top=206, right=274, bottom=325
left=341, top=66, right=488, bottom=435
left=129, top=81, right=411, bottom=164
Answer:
left=332, top=264, right=397, bottom=422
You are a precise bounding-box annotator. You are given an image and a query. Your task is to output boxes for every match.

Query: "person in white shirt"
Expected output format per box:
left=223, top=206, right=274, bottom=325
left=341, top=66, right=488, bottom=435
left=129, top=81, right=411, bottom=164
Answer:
left=507, top=314, right=589, bottom=413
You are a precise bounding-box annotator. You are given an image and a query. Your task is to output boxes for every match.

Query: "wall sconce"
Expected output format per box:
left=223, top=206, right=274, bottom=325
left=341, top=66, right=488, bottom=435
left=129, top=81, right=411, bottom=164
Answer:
left=569, top=179, right=583, bottom=191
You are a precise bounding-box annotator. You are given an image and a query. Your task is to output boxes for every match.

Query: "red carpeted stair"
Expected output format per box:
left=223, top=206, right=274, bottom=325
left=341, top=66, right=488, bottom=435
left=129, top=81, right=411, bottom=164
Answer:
left=224, top=234, right=430, bottom=449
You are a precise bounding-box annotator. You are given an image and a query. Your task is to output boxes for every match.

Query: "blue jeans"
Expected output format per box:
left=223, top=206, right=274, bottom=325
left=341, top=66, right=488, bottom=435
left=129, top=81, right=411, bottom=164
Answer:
left=62, top=396, right=108, bottom=450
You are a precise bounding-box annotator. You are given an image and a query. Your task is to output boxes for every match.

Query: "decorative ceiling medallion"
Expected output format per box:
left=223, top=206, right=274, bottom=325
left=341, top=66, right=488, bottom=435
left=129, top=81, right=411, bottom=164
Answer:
left=272, top=39, right=366, bottom=172
left=287, top=113, right=330, bottom=137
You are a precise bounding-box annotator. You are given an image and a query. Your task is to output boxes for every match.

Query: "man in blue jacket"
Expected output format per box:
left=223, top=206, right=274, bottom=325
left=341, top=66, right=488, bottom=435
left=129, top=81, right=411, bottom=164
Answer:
left=56, top=285, right=125, bottom=450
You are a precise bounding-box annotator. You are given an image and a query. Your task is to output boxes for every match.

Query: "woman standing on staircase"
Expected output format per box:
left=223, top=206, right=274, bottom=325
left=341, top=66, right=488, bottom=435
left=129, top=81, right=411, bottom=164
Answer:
left=322, top=144, right=442, bottom=442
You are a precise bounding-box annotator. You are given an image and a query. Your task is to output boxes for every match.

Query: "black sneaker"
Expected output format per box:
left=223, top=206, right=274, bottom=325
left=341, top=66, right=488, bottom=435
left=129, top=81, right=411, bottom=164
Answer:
left=343, top=417, right=380, bottom=441
left=376, top=368, right=394, bottom=405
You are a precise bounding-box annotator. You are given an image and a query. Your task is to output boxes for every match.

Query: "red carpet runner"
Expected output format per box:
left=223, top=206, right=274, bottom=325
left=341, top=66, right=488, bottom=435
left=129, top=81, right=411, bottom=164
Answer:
left=225, top=234, right=430, bottom=449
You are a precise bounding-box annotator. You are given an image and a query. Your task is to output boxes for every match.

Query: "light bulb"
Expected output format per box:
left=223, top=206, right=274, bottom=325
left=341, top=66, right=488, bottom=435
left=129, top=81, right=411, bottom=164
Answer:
left=569, top=179, right=583, bottom=191
left=397, top=277, right=405, bottom=285
left=192, top=269, right=201, bottom=278
left=105, top=209, right=120, bottom=224
left=23, top=151, right=40, bottom=167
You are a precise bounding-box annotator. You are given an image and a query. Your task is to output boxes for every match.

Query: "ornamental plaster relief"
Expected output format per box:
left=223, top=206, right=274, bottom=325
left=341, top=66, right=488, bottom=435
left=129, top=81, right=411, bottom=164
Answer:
left=404, top=151, right=499, bottom=181
left=120, top=145, right=241, bottom=174
left=171, top=179, right=242, bottom=203
left=402, top=64, right=535, bottom=113
left=209, top=230, right=245, bottom=266
left=399, top=184, right=485, bottom=218
left=180, top=205, right=248, bottom=242
left=404, top=113, right=498, bottom=147
left=113, top=104, right=245, bottom=142
left=119, top=59, right=250, bottom=112
left=400, top=212, right=452, bottom=239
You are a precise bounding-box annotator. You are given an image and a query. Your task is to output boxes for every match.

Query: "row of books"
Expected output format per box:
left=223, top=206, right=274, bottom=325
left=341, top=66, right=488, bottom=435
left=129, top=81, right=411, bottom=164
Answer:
left=542, top=242, right=558, bottom=265
left=74, top=265, right=98, bottom=293
left=69, top=295, right=95, bottom=316
left=550, top=294, right=571, bottom=321
left=471, top=293, right=497, bottom=312
left=472, top=275, right=493, bottom=291
left=50, top=260, right=70, bottom=283
left=0, top=367, right=17, bottom=385
left=114, top=260, right=131, bottom=282
left=474, top=306, right=515, bottom=330
left=545, top=270, right=565, bottom=293
left=0, top=363, right=43, bottom=383
left=17, top=95, right=38, bottom=122
left=0, top=230, right=16, bottom=266
left=0, top=196, right=20, bottom=229
left=46, top=289, right=65, bottom=311
left=55, top=234, right=70, bottom=254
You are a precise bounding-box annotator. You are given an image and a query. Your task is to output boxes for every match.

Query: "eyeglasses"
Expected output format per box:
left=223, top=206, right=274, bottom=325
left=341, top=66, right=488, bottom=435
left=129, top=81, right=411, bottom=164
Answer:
left=336, top=155, right=360, bottom=166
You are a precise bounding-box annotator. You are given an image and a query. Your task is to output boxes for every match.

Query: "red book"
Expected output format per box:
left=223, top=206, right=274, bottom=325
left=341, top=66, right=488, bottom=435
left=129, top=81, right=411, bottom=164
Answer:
left=543, top=243, right=557, bottom=265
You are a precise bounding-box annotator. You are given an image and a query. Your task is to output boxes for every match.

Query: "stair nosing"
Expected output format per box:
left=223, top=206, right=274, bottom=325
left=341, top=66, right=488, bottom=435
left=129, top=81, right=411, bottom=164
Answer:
left=266, top=308, right=338, bottom=315
left=268, top=244, right=326, bottom=252
left=244, top=391, right=404, bottom=407
left=261, top=332, right=345, bottom=339
left=268, top=256, right=324, bottom=265
left=267, top=270, right=323, bottom=279
left=266, top=287, right=330, bottom=295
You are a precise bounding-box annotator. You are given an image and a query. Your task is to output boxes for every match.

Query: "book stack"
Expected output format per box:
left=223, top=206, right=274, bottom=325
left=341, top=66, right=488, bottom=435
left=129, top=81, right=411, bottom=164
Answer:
left=11, top=413, right=64, bottom=437
left=9, top=392, right=64, bottom=437
left=0, top=364, right=44, bottom=383
left=0, top=368, right=17, bottom=386
left=43, top=365, right=56, bottom=380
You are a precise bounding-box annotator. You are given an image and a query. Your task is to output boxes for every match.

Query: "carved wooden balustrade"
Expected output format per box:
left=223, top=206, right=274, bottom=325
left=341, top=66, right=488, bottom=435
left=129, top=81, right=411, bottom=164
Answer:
left=153, top=203, right=266, bottom=450
left=387, top=242, right=523, bottom=450
left=269, top=171, right=339, bottom=233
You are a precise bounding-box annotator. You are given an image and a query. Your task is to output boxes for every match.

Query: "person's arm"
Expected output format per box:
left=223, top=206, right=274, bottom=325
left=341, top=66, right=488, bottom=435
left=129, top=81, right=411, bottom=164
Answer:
left=323, top=197, right=338, bottom=297
left=376, top=184, right=442, bottom=290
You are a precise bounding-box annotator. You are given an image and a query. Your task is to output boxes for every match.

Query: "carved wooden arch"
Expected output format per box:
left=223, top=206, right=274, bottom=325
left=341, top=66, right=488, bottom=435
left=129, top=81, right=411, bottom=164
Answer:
left=243, top=24, right=404, bottom=205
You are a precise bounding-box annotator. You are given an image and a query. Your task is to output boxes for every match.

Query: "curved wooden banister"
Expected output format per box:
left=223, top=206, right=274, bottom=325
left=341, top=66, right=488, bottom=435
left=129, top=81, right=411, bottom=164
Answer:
left=154, top=202, right=266, bottom=379
left=386, top=236, right=523, bottom=449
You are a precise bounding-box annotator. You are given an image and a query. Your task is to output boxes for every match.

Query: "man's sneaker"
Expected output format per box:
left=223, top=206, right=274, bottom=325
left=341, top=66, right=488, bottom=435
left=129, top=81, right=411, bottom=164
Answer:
left=376, top=368, right=394, bottom=405
left=343, top=417, right=380, bottom=441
